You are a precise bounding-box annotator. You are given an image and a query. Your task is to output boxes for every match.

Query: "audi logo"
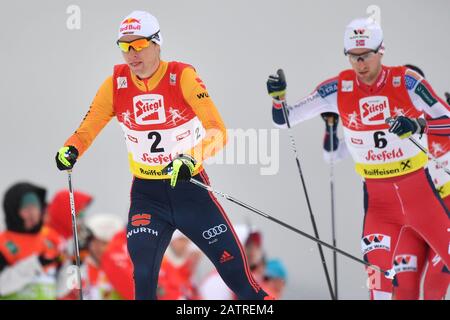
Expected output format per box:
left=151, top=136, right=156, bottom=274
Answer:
left=202, top=224, right=228, bottom=239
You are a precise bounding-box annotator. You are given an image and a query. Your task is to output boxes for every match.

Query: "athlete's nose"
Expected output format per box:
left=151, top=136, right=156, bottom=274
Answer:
left=127, top=47, right=139, bottom=57
left=356, top=59, right=366, bottom=67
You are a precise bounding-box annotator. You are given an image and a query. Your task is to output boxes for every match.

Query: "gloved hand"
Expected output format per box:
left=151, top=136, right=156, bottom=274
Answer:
left=445, top=92, right=450, bottom=105
left=55, top=146, right=79, bottom=171
left=162, top=154, right=197, bottom=188
left=321, top=112, right=339, bottom=130
left=321, top=112, right=339, bottom=152
left=267, top=69, right=287, bottom=100
left=388, top=116, right=426, bottom=139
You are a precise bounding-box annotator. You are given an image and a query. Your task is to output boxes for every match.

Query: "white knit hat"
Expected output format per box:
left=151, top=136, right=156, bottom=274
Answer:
left=344, top=17, right=383, bottom=54
left=118, top=10, right=163, bottom=46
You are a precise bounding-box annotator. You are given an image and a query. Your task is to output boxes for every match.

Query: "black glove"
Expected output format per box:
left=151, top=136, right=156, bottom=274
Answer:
left=445, top=92, right=450, bottom=105
left=321, top=112, right=339, bottom=130
left=161, top=154, right=197, bottom=188
left=388, top=116, right=426, bottom=139
left=55, top=146, right=79, bottom=170
left=321, top=113, right=339, bottom=151
left=267, top=69, right=287, bottom=100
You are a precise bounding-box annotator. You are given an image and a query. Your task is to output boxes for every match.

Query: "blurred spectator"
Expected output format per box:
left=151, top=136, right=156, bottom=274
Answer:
left=0, top=182, right=59, bottom=300
left=198, top=224, right=266, bottom=300
left=80, top=213, right=124, bottom=299
left=43, top=189, right=93, bottom=299
left=44, top=189, right=92, bottom=246
left=101, top=229, right=204, bottom=300
left=158, top=230, right=202, bottom=300
left=100, top=229, right=133, bottom=299
left=262, top=259, right=287, bottom=299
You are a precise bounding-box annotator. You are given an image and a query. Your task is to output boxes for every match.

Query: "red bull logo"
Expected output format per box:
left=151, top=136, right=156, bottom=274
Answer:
left=120, top=18, right=141, bottom=33
left=359, top=96, right=390, bottom=125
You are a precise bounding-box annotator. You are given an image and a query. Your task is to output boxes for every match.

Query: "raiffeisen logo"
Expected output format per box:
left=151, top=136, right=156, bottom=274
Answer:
left=359, top=96, right=390, bottom=125
left=133, top=94, right=166, bottom=125
left=120, top=18, right=141, bottom=33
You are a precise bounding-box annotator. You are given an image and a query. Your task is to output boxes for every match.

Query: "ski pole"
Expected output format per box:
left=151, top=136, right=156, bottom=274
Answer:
left=327, top=118, right=339, bottom=299
left=277, top=69, right=336, bottom=299
left=190, top=178, right=396, bottom=280
left=67, top=170, right=84, bottom=300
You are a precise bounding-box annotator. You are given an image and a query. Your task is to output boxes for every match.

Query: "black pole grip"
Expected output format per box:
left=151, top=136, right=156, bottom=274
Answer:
left=277, top=69, right=286, bottom=83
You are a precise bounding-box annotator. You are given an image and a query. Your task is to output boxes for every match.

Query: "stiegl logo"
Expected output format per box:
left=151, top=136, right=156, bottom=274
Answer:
left=359, top=96, right=390, bottom=125
left=133, top=94, right=166, bottom=125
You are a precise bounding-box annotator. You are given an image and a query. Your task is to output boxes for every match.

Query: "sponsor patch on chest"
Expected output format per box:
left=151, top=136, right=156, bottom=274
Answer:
left=133, top=94, right=166, bottom=125
left=359, top=96, right=390, bottom=125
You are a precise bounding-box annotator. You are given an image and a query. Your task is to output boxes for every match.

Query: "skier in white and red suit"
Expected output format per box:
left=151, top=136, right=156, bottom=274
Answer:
left=266, top=17, right=450, bottom=300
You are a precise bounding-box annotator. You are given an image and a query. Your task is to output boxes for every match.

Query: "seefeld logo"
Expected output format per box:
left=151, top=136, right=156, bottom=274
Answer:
left=359, top=96, right=391, bottom=125
left=133, top=94, right=166, bottom=125
left=365, top=148, right=404, bottom=162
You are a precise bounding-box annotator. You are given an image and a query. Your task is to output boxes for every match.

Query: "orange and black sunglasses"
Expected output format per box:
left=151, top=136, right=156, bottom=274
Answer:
left=116, top=31, right=160, bottom=53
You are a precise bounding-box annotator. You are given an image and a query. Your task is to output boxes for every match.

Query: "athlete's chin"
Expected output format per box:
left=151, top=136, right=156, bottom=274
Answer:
left=357, top=71, right=369, bottom=78
left=357, top=72, right=375, bottom=83
left=129, top=62, right=144, bottom=72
